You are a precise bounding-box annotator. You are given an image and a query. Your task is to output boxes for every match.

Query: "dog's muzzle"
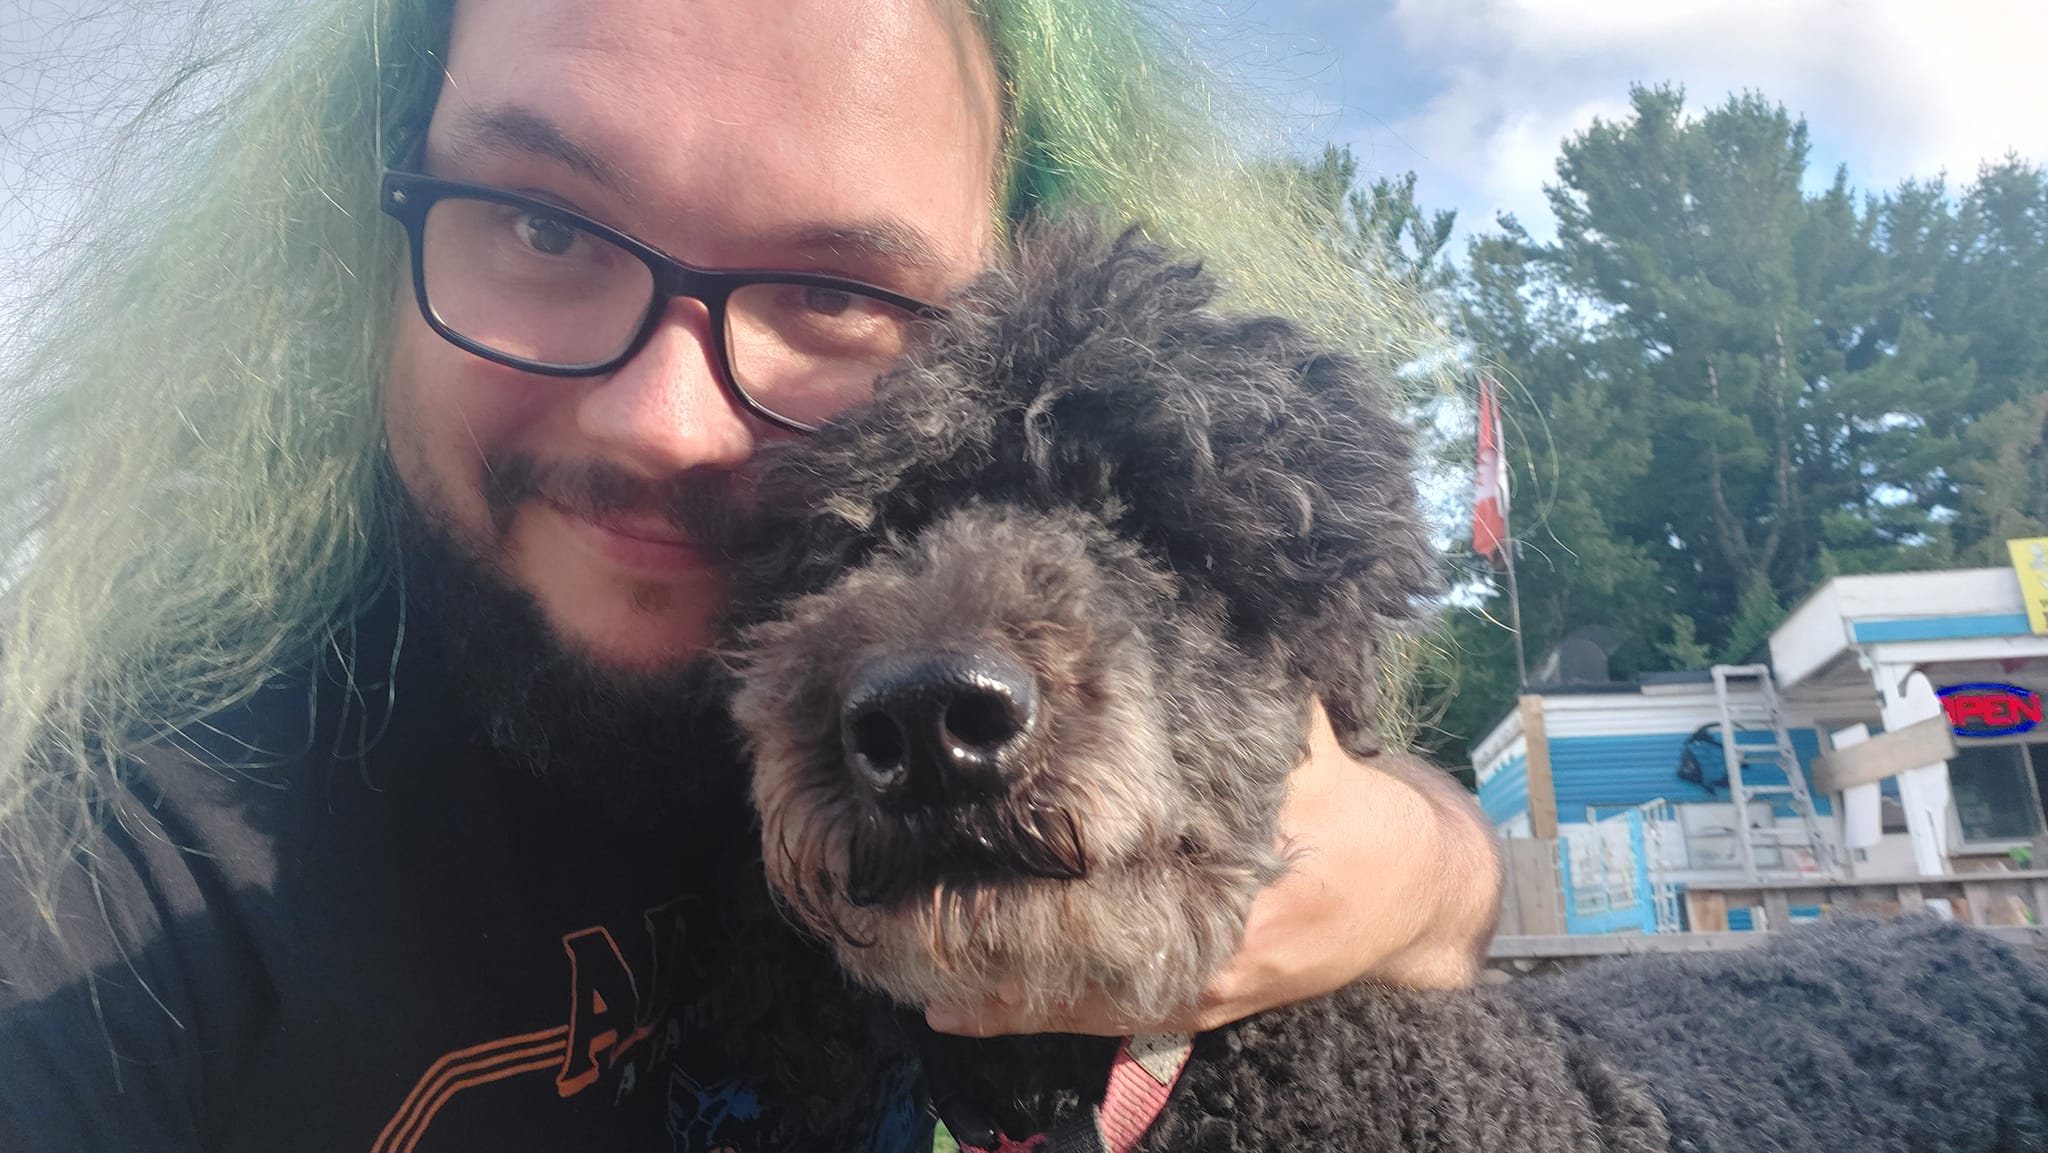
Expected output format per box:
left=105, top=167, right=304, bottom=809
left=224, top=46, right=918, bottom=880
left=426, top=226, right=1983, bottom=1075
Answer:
left=840, top=649, right=1039, bottom=810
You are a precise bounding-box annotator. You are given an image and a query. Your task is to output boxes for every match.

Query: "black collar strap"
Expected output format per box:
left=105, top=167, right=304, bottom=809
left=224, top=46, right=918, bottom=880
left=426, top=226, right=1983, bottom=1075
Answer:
left=953, top=1033, right=1194, bottom=1153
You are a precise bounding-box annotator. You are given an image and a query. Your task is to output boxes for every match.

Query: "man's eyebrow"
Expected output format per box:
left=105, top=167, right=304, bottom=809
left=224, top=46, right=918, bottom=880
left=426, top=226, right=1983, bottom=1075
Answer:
left=771, top=222, right=954, bottom=275
left=439, top=109, right=953, bottom=276
left=441, top=106, right=627, bottom=195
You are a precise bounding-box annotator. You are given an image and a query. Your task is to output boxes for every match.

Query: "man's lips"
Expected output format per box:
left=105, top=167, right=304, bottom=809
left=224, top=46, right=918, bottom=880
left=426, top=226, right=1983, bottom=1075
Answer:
left=592, top=511, right=690, bottom=546
left=545, top=501, right=715, bottom=576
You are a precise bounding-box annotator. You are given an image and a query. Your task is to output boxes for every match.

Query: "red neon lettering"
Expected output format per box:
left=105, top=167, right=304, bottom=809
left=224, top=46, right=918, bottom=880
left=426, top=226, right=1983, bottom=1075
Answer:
left=1946, top=695, right=1996, bottom=727
left=1944, top=688, right=2043, bottom=731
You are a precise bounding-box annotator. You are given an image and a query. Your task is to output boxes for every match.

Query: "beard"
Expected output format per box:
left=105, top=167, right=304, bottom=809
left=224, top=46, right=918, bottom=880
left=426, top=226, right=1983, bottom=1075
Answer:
left=377, top=450, right=752, bottom=825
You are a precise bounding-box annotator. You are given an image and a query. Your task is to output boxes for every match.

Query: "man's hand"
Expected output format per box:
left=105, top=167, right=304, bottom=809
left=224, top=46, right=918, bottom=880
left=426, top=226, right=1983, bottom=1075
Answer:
left=925, top=700, right=1502, bottom=1037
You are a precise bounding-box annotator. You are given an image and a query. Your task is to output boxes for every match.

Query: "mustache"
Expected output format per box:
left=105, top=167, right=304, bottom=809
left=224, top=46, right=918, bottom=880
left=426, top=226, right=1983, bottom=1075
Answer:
left=840, top=802, right=1090, bottom=908
left=480, top=454, right=754, bottom=551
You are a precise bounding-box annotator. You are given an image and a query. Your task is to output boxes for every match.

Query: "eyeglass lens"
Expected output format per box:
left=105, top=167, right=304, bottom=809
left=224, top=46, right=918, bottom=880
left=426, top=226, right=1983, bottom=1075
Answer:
left=418, top=196, right=923, bottom=427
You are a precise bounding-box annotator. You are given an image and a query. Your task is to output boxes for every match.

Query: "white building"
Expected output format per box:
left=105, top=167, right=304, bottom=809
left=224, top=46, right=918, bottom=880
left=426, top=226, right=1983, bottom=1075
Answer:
left=1473, top=557, right=2048, bottom=933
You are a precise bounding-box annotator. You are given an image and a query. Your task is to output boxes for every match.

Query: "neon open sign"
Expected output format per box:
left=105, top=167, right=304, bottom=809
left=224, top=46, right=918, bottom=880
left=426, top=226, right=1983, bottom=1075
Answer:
left=1938, top=683, right=2043, bottom=738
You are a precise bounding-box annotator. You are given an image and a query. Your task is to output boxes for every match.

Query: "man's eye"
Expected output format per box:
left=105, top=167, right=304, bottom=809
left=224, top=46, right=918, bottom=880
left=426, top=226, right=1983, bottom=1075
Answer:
left=517, top=213, right=579, bottom=256
left=800, top=286, right=854, bottom=317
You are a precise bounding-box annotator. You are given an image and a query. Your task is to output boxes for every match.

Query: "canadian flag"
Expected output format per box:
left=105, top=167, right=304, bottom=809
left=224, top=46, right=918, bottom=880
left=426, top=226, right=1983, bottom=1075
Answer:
left=1473, top=372, right=1510, bottom=564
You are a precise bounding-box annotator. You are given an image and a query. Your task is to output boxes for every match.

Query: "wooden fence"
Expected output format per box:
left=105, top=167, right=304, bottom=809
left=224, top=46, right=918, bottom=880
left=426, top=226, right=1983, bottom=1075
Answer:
left=1486, top=867, right=2048, bottom=977
left=1680, top=869, right=2048, bottom=932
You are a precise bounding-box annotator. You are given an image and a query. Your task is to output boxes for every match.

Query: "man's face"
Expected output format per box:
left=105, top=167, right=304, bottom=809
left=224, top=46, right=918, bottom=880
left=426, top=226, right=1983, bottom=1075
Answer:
left=384, top=0, right=1000, bottom=671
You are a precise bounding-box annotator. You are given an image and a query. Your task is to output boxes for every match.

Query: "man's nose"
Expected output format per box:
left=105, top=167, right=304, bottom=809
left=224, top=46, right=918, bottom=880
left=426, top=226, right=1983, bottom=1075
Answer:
left=575, top=297, right=761, bottom=474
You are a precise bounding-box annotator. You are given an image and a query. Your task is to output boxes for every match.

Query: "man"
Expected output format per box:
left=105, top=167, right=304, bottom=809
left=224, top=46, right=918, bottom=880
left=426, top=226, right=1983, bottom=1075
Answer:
left=0, top=1, right=1498, bottom=1149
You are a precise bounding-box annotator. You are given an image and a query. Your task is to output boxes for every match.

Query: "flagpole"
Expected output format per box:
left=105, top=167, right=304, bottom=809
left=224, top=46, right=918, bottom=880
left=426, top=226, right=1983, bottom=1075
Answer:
left=1501, top=519, right=1528, bottom=691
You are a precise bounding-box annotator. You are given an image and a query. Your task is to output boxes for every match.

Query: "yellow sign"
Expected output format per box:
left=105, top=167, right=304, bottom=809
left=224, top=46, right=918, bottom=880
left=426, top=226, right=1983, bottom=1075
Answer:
left=2011, top=537, right=2048, bottom=635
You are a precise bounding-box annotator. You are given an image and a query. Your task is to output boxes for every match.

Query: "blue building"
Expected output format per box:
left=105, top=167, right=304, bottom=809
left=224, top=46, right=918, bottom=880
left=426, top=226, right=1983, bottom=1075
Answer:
left=1472, top=563, right=2048, bottom=934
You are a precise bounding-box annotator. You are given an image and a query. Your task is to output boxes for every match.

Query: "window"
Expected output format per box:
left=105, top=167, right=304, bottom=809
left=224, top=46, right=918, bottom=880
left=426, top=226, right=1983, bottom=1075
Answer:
left=1950, top=742, right=2046, bottom=844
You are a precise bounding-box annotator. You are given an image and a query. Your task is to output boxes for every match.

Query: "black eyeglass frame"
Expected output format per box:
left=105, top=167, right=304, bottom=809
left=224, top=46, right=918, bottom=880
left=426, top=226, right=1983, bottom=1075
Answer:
left=379, top=169, right=949, bottom=433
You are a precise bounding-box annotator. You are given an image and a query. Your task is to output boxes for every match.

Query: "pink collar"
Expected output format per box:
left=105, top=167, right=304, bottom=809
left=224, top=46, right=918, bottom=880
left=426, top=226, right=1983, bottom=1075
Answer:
left=958, top=1032, right=1194, bottom=1153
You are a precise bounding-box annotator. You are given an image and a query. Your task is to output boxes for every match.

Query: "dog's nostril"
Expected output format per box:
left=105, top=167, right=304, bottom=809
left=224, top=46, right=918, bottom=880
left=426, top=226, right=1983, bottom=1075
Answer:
left=851, top=710, right=908, bottom=771
left=944, top=690, right=1024, bottom=752
left=840, top=650, right=1038, bottom=806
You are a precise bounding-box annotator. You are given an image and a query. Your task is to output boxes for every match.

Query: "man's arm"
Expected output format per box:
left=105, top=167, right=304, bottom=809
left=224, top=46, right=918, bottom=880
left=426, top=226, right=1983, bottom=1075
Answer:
left=925, top=700, right=1501, bottom=1035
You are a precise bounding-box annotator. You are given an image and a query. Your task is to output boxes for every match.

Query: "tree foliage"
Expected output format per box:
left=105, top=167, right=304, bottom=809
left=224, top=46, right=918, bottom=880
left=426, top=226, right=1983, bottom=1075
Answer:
left=1314, top=86, right=2048, bottom=763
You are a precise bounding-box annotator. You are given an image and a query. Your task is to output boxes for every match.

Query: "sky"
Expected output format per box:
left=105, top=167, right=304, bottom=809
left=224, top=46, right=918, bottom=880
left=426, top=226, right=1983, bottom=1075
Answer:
left=1184, top=0, right=2048, bottom=244
left=4, top=0, right=2048, bottom=279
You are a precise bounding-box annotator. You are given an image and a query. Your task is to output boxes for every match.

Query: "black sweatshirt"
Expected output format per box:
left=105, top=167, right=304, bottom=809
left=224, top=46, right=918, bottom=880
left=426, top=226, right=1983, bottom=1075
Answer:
left=0, top=621, right=926, bottom=1153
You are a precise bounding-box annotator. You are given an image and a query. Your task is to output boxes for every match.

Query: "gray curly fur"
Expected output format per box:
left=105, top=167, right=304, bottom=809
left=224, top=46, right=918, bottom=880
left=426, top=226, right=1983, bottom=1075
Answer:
left=728, top=214, right=1440, bottom=750
left=728, top=217, right=1442, bottom=1023
left=718, top=218, right=2048, bottom=1151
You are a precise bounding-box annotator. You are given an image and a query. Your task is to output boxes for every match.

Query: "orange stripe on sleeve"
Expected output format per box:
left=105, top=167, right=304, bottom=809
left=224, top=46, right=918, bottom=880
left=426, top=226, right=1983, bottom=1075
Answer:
left=371, top=1028, right=570, bottom=1153
left=392, top=1050, right=571, bottom=1153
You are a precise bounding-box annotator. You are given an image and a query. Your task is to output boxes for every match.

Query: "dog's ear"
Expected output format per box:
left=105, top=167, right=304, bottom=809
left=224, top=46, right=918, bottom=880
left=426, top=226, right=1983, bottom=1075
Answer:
left=998, top=217, right=1445, bottom=755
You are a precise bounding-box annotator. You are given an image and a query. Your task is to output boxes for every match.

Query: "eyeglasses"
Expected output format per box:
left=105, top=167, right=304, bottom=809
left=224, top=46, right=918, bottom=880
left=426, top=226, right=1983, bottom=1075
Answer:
left=379, top=170, right=948, bottom=433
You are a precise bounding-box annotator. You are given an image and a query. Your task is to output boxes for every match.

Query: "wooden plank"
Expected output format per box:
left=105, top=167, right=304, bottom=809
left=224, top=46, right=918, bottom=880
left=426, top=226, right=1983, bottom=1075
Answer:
left=1520, top=695, right=1558, bottom=840
left=1500, top=837, right=1565, bottom=936
left=1488, top=925, right=2048, bottom=962
left=1962, top=882, right=1994, bottom=927
left=1896, top=883, right=1926, bottom=914
left=1827, top=887, right=1897, bottom=918
left=1492, top=837, right=1521, bottom=936
left=1762, top=890, right=1792, bottom=931
left=1986, top=889, right=2033, bottom=927
left=1686, top=890, right=1729, bottom=933
left=1810, top=716, right=1957, bottom=794
left=1493, top=862, right=1522, bottom=935
left=1678, top=870, right=2048, bottom=892
left=2031, top=879, right=2048, bottom=925
left=1489, top=932, right=1765, bottom=959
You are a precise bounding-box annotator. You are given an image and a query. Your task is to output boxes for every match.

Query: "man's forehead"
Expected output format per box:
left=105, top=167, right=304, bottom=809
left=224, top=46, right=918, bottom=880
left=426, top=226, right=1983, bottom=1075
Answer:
left=440, top=0, right=995, bottom=123
left=436, top=103, right=966, bottom=276
left=435, top=0, right=1001, bottom=275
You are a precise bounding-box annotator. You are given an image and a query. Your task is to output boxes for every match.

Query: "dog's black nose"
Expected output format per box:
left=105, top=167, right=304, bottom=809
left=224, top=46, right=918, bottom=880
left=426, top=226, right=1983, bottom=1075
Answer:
left=841, top=651, right=1037, bottom=807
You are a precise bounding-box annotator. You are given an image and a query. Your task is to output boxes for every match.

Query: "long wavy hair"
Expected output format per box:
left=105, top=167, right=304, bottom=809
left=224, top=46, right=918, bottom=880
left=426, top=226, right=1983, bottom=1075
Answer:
left=0, top=0, right=1442, bottom=899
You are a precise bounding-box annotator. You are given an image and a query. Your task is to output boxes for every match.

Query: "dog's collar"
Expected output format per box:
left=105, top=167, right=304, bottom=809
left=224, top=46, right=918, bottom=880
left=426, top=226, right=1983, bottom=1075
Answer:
left=954, top=1032, right=1194, bottom=1153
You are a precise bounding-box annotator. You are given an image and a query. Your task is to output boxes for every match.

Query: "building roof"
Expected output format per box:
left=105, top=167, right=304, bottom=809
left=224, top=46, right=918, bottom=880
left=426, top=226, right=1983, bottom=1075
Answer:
left=1770, top=567, right=2043, bottom=691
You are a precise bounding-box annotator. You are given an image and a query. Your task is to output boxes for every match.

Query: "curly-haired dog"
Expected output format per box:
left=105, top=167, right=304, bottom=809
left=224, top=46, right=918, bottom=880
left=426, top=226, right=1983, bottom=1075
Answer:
left=724, top=220, right=2048, bottom=1152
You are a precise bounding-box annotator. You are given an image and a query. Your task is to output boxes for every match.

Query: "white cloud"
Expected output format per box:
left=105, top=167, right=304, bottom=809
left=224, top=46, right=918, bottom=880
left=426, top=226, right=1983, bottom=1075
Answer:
left=1365, top=0, right=2048, bottom=238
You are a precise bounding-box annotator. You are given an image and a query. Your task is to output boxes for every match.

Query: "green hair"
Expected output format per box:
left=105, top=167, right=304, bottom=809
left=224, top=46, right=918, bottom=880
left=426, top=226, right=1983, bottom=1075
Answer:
left=974, top=0, right=1439, bottom=361
left=0, top=0, right=1442, bottom=898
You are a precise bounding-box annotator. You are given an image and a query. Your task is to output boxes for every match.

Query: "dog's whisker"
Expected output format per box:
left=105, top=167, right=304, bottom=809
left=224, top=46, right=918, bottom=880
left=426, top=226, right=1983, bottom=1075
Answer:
left=1051, top=807, right=1089, bottom=877
left=927, top=881, right=961, bottom=973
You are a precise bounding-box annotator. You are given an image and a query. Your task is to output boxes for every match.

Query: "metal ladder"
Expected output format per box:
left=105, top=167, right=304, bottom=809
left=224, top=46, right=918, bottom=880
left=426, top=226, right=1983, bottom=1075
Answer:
left=1711, top=664, right=1836, bottom=882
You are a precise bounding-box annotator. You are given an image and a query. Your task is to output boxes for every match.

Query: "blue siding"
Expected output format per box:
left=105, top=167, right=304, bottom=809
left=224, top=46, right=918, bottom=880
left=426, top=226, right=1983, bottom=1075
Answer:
left=1723, top=905, right=1825, bottom=932
left=1851, top=612, right=2031, bottom=643
left=1548, top=730, right=1832, bottom=819
left=1481, top=753, right=1529, bottom=827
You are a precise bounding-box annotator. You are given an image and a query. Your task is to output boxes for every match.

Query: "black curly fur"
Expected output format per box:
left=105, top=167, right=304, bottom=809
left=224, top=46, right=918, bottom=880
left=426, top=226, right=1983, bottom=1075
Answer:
left=1512, top=918, right=2048, bottom=1153
left=714, top=218, right=2048, bottom=1152
left=1125, top=917, right=2048, bottom=1152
